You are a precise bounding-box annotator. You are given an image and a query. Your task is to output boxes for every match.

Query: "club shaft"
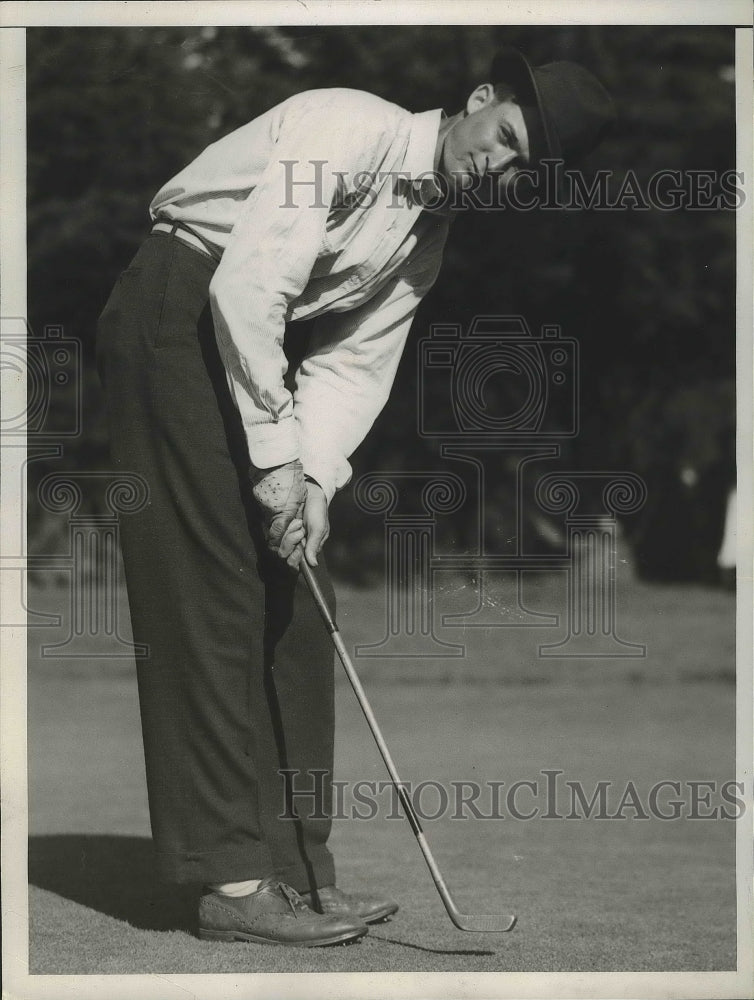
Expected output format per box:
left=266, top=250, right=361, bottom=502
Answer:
left=301, top=561, right=460, bottom=920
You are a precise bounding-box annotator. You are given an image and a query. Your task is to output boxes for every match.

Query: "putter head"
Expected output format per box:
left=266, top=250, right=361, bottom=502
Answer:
left=452, top=912, right=517, bottom=933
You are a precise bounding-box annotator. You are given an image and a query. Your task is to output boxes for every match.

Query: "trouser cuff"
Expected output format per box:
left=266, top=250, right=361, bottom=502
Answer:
left=273, top=850, right=336, bottom=894
left=155, top=843, right=273, bottom=885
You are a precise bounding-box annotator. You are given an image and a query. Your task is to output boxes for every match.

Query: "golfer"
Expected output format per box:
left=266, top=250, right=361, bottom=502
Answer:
left=96, top=47, right=614, bottom=947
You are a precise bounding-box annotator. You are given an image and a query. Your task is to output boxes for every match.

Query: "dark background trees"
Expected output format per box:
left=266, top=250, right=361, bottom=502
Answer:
left=26, top=25, right=737, bottom=582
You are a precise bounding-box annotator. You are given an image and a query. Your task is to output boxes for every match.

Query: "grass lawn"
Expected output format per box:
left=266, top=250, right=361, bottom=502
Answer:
left=26, top=573, right=738, bottom=975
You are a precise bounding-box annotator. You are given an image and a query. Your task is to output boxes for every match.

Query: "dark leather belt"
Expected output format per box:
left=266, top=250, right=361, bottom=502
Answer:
left=151, top=220, right=222, bottom=262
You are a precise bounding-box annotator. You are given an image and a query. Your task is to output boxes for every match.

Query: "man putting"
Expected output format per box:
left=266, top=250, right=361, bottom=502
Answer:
left=97, top=46, right=614, bottom=947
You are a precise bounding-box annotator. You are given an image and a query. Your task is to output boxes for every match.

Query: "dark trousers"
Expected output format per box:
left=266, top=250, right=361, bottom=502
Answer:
left=96, top=232, right=336, bottom=890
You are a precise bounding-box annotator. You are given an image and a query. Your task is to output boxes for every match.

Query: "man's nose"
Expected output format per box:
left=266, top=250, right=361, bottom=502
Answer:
left=488, top=148, right=519, bottom=173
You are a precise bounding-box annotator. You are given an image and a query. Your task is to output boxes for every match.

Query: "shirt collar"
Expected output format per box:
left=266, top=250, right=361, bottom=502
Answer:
left=404, top=108, right=444, bottom=205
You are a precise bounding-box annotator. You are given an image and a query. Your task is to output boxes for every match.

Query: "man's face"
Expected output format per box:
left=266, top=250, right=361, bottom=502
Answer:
left=439, top=84, right=532, bottom=198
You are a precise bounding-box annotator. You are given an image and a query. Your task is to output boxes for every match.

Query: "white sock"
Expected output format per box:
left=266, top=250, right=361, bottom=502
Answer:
left=210, top=879, right=262, bottom=897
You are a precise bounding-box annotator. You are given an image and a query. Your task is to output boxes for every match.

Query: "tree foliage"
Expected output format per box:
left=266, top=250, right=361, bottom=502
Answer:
left=26, top=25, right=736, bottom=580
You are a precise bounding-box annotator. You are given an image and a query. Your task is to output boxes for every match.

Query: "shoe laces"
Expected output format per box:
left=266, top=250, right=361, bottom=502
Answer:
left=277, top=881, right=310, bottom=917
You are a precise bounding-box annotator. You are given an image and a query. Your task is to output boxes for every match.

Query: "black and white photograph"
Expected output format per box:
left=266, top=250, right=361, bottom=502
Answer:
left=1, top=2, right=752, bottom=998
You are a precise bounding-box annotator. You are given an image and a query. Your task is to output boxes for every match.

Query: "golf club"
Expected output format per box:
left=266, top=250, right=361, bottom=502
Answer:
left=301, top=558, right=517, bottom=933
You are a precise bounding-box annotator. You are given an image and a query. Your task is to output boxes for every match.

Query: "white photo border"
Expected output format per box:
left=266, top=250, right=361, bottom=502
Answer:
left=2, top=3, right=752, bottom=999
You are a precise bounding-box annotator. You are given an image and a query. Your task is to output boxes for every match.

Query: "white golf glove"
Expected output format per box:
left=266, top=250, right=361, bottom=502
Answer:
left=250, top=459, right=306, bottom=556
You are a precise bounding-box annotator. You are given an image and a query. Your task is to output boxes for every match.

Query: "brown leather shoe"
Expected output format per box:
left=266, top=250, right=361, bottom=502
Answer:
left=301, top=884, right=399, bottom=924
left=198, top=877, right=368, bottom=947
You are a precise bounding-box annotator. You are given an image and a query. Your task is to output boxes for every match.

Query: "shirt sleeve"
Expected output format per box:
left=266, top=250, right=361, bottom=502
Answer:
left=207, top=99, right=361, bottom=470
left=293, top=221, right=447, bottom=503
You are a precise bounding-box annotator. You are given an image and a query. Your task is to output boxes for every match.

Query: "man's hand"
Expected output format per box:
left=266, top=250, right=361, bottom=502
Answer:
left=250, top=459, right=306, bottom=559
left=278, top=479, right=330, bottom=570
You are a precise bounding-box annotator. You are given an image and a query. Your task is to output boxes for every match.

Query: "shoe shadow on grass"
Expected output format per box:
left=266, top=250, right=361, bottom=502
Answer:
left=369, top=932, right=494, bottom=957
left=29, top=834, right=196, bottom=933
left=29, top=835, right=497, bottom=955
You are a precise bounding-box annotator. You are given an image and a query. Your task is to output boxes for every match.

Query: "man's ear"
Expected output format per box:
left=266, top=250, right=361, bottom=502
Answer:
left=465, top=83, right=496, bottom=115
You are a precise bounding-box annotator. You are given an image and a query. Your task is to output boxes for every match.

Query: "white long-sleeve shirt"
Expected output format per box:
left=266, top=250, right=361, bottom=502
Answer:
left=150, top=87, right=451, bottom=501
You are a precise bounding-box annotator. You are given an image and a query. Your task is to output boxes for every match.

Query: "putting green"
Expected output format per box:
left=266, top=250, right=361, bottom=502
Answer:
left=26, top=576, right=737, bottom=974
